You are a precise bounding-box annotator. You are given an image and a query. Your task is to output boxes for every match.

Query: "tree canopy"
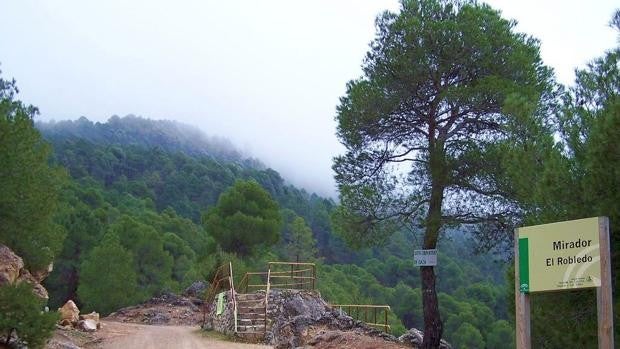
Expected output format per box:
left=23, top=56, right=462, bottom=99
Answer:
left=203, top=179, right=282, bottom=255
left=503, top=12, right=620, bottom=346
left=333, top=0, right=552, bottom=346
left=77, top=232, right=139, bottom=315
left=0, top=73, right=67, bottom=270
left=0, top=283, right=58, bottom=349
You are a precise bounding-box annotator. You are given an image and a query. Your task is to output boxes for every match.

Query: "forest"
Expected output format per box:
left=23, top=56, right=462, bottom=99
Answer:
left=33, top=116, right=510, bottom=347
left=1, top=1, right=619, bottom=349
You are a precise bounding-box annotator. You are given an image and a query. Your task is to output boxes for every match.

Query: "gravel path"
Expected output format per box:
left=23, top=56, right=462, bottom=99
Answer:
left=99, top=321, right=271, bottom=349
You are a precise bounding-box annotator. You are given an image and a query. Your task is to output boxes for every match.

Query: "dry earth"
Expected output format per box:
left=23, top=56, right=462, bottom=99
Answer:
left=99, top=321, right=271, bottom=349
left=47, top=320, right=272, bottom=349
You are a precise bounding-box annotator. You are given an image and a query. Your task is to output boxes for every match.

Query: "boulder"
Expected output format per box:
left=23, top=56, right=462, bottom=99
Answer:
left=398, top=328, right=452, bottom=349
left=0, top=244, right=24, bottom=286
left=77, top=319, right=97, bottom=332
left=80, top=312, right=101, bottom=329
left=59, top=300, right=80, bottom=324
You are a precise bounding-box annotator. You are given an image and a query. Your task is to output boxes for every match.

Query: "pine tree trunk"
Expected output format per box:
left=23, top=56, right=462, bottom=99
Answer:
left=421, top=266, right=442, bottom=348
left=421, top=142, right=445, bottom=348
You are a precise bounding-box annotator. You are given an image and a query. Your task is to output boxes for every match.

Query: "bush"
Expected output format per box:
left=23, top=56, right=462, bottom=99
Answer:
left=0, top=283, right=58, bottom=348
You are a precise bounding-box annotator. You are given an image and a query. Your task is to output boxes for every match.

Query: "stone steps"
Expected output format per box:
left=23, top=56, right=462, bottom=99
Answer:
left=235, top=293, right=267, bottom=338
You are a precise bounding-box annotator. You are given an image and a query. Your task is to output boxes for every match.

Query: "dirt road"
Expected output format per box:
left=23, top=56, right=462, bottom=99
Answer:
left=99, top=321, right=271, bottom=349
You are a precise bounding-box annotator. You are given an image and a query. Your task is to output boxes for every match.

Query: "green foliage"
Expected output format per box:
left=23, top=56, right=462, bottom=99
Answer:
left=502, top=19, right=620, bottom=347
left=333, top=0, right=553, bottom=250
left=284, top=216, right=317, bottom=262
left=110, top=215, right=174, bottom=296
left=77, top=232, right=139, bottom=315
left=333, top=2, right=552, bottom=344
left=487, top=320, right=515, bottom=349
left=0, top=283, right=58, bottom=348
left=204, top=180, right=282, bottom=255
left=163, top=232, right=197, bottom=285
left=451, top=322, right=485, bottom=349
left=318, top=234, right=512, bottom=341
left=0, top=74, right=67, bottom=270
left=34, top=102, right=512, bottom=344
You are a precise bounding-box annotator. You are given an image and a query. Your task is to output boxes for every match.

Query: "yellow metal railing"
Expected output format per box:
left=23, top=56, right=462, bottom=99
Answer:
left=330, top=304, right=391, bottom=333
left=238, top=262, right=316, bottom=293
left=203, top=262, right=237, bottom=332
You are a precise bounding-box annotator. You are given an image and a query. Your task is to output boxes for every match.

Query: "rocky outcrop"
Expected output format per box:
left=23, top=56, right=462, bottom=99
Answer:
left=183, top=281, right=208, bottom=298
left=202, top=290, right=236, bottom=334
left=399, top=328, right=452, bottom=349
left=0, top=244, right=23, bottom=285
left=264, top=289, right=397, bottom=348
left=0, top=244, right=49, bottom=299
left=204, top=288, right=451, bottom=349
left=107, top=292, right=202, bottom=326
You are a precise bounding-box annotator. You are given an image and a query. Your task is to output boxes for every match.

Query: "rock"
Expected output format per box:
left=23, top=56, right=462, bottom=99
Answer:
left=80, top=312, right=100, bottom=329
left=31, top=262, right=54, bottom=283
left=183, top=281, right=208, bottom=298
left=77, top=319, right=97, bottom=332
left=0, top=244, right=23, bottom=286
left=147, top=312, right=171, bottom=325
left=242, top=289, right=399, bottom=348
left=17, top=268, right=49, bottom=299
left=55, top=342, right=82, bottom=349
left=59, top=300, right=80, bottom=324
left=0, top=244, right=49, bottom=299
left=59, top=319, right=73, bottom=327
left=398, top=328, right=452, bottom=349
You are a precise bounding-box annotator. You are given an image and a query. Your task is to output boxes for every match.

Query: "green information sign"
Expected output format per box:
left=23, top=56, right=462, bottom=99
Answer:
left=518, top=217, right=601, bottom=293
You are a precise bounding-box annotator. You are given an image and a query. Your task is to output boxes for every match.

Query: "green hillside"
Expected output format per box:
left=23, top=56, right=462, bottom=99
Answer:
left=34, top=116, right=513, bottom=347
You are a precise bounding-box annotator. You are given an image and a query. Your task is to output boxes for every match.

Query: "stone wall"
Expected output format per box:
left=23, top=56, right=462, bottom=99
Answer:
left=202, top=289, right=236, bottom=335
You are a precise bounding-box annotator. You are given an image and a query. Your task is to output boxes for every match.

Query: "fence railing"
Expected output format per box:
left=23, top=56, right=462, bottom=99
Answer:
left=263, top=268, right=271, bottom=334
left=238, top=262, right=316, bottom=293
left=203, top=262, right=237, bottom=332
left=330, top=304, right=391, bottom=333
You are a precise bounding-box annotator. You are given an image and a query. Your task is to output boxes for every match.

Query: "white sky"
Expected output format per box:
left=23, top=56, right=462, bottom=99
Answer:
left=0, top=0, right=617, bottom=197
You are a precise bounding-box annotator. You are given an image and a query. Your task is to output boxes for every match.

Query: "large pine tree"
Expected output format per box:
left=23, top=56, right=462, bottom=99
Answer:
left=332, top=1, right=552, bottom=346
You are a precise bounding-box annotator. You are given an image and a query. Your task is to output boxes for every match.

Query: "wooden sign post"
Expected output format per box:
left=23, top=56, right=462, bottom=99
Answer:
left=515, top=217, right=614, bottom=349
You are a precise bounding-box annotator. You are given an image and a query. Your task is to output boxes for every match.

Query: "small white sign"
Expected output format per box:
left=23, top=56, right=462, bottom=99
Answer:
left=414, top=249, right=437, bottom=267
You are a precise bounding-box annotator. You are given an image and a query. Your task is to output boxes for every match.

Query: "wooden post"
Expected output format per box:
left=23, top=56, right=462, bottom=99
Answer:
left=515, top=229, right=531, bottom=349
left=597, top=217, right=614, bottom=349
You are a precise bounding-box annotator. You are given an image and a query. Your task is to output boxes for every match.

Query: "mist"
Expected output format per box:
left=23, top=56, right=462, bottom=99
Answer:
left=1, top=0, right=617, bottom=198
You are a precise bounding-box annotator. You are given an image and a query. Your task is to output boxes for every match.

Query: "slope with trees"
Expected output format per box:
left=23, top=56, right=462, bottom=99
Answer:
left=33, top=114, right=515, bottom=347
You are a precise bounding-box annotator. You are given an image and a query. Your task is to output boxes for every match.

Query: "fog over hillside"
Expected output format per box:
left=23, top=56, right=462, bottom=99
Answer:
left=37, top=115, right=335, bottom=197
